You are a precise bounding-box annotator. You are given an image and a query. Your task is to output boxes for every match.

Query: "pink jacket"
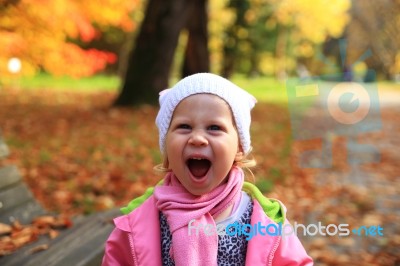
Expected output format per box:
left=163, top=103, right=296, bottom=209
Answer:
left=102, top=195, right=313, bottom=265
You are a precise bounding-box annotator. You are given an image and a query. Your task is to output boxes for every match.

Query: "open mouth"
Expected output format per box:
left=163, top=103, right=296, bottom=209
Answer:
left=187, top=158, right=211, bottom=178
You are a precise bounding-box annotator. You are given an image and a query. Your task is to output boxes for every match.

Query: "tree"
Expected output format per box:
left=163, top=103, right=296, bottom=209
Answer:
left=345, top=0, right=400, bottom=79
left=321, top=1, right=400, bottom=80
left=181, top=0, right=210, bottom=78
left=0, top=0, right=136, bottom=78
left=221, top=0, right=250, bottom=78
left=114, top=0, right=209, bottom=106
left=221, top=0, right=351, bottom=78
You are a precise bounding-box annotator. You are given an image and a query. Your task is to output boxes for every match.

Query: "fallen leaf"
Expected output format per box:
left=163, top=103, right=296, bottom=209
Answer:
left=0, top=223, right=12, bottom=235
left=11, top=227, right=38, bottom=248
left=51, top=216, right=73, bottom=229
left=32, top=216, right=56, bottom=228
left=49, top=229, right=59, bottom=239
left=28, top=244, right=49, bottom=254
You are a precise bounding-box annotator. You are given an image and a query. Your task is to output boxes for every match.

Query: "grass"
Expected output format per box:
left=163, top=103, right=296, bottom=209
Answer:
left=3, top=73, right=121, bottom=92
left=4, top=72, right=289, bottom=104
left=231, top=75, right=288, bottom=104
left=3, top=72, right=398, bottom=105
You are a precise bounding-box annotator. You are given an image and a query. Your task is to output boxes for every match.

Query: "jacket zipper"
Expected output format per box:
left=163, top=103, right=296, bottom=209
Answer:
left=268, top=236, right=281, bottom=266
left=128, top=233, right=138, bottom=265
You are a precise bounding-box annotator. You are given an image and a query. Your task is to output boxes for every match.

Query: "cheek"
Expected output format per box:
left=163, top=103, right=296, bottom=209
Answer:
left=220, top=138, right=240, bottom=160
left=165, top=133, right=175, bottom=151
left=165, top=135, right=181, bottom=153
left=232, top=134, right=241, bottom=153
left=165, top=134, right=183, bottom=166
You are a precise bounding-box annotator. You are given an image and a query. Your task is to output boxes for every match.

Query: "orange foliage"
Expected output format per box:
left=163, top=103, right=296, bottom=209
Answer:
left=0, top=0, right=138, bottom=78
left=0, top=88, right=399, bottom=263
left=0, top=216, right=72, bottom=256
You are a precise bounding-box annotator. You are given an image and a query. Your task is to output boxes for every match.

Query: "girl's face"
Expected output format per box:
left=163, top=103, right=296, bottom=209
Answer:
left=165, top=94, right=242, bottom=196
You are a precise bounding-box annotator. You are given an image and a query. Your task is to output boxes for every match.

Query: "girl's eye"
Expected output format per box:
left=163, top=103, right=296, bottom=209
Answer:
left=178, top=124, right=191, bottom=129
left=208, top=125, right=221, bottom=131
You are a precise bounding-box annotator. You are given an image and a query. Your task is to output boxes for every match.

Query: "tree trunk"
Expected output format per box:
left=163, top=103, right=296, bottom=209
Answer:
left=114, top=0, right=194, bottom=106
left=181, top=0, right=210, bottom=78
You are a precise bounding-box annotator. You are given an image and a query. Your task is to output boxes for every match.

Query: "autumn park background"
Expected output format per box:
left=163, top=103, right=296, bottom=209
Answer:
left=1, top=0, right=400, bottom=265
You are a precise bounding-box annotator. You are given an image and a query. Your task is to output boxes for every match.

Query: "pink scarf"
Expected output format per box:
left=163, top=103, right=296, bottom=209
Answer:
left=154, top=167, right=244, bottom=266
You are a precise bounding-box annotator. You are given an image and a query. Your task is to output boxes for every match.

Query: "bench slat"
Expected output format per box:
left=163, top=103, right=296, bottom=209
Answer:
left=0, top=137, right=121, bottom=266
left=0, top=208, right=120, bottom=266
left=0, top=138, right=10, bottom=159
left=0, top=200, right=45, bottom=224
left=0, top=182, right=36, bottom=214
left=0, top=165, right=22, bottom=190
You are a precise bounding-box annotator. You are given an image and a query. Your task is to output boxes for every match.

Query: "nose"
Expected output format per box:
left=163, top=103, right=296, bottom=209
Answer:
left=188, top=130, right=208, bottom=146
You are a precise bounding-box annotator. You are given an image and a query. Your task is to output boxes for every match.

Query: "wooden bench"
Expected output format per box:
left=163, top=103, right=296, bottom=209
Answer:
left=0, top=135, right=120, bottom=266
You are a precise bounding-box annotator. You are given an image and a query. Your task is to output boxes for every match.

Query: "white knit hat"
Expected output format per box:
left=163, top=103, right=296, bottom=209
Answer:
left=155, top=73, right=257, bottom=154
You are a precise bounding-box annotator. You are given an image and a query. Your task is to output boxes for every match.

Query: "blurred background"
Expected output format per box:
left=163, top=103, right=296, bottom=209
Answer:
left=0, top=0, right=399, bottom=265
left=1, top=0, right=399, bottom=86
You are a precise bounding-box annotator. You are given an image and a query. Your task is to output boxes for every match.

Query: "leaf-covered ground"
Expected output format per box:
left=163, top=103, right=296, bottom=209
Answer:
left=0, top=88, right=399, bottom=265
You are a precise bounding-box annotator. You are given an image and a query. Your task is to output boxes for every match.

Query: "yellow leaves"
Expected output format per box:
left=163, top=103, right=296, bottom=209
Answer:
left=208, top=0, right=236, bottom=72
left=207, top=0, right=352, bottom=75
left=271, top=0, right=351, bottom=43
left=82, top=1, right=135, bottom=31
left=259, top=53, right=276, bottom=75
left=294, top=42, right=314, bottom=58
left=237, top=28, right=249, bottom=39
left=245, top=9, right=257, bottom=24
left=265, top=18, right=277, bottom=30
left=273, top=1, right=296, bottom=25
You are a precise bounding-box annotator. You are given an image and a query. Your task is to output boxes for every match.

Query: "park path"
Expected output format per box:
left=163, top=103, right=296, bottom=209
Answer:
left=295, top=86, right=400, bottom=265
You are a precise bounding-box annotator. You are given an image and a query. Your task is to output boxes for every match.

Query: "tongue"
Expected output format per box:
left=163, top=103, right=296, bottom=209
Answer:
left=188, top=159, right=211, bottom=178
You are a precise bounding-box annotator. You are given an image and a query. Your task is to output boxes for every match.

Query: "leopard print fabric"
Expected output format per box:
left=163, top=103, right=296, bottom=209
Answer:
left=159, top=200, right=253, bottom=266
left=216, top=201, right=253, bottom=265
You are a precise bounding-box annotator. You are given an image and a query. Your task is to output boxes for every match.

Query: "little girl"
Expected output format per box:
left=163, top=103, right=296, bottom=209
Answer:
left=102, top=73, right=313, bottom=265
